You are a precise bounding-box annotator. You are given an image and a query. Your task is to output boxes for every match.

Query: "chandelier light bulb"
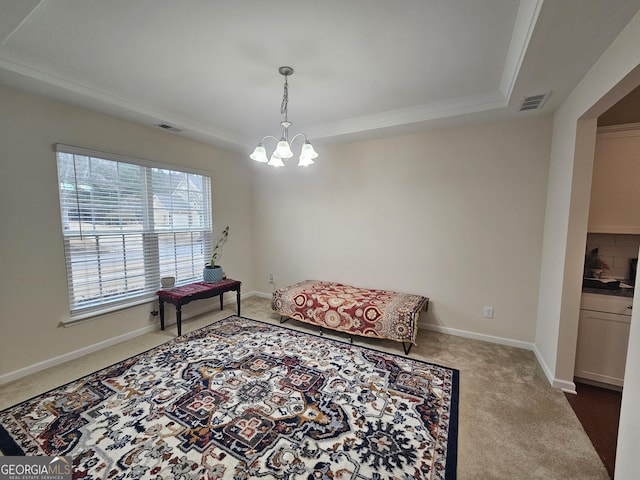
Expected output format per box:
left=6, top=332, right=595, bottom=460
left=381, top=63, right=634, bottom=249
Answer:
left=275, top=139, right=294, bottom=159
left=298, top=156, right=314, bottom=167
left=249, top=144, right=268, bottom=163
left=268, top=153, right=285, bottom=167
left=300, top=141, right=318, bottom=160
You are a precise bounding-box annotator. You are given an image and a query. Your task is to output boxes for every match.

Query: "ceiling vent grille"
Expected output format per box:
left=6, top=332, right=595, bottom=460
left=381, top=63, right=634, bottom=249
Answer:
left=155, top=123, right=182, bottom=132
left=519, top=92, right=551, bottom=111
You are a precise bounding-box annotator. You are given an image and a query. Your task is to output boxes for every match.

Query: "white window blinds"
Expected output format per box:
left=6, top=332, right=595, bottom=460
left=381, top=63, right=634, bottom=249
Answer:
left=55, top=144, right=213, bottom=317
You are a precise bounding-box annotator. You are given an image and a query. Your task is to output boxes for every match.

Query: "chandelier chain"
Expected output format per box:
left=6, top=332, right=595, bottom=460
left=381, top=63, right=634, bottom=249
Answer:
left=280, top=76, right=289, bottom=122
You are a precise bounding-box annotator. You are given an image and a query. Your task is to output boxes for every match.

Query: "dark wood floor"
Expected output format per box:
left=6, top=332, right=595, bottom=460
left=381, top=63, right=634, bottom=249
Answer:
left=565, top=382, right=622, bottom=478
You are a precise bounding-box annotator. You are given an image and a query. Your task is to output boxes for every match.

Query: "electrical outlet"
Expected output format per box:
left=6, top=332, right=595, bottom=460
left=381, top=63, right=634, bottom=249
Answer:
left=269, top=273, right=274, bottom=284
left=483, top=306, right=494, bottom=318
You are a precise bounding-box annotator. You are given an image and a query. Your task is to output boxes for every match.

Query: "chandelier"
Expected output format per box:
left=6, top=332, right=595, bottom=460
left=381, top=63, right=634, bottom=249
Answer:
left=250, top=66, right=318, bottom=167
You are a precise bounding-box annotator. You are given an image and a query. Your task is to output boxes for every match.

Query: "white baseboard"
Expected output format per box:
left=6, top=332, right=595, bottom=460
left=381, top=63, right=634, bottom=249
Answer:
left=252, top=290, right=273, bottom=299
left=421, top=322, right=535, bottom=351
left=531, top=344, right=576, bottom=393
left=532, top=343, right=555, bottom=385
left=0, top=324, right=157, bottom=386
left=0, top=291, right=260, bottom=386
left=422, top=322, right=575, bottom=391
left=555, top=380, right=577, bottom=394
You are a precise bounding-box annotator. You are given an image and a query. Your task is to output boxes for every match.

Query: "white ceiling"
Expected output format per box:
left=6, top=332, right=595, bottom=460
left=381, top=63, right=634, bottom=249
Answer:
left=1, top=0, right=640, bottom=154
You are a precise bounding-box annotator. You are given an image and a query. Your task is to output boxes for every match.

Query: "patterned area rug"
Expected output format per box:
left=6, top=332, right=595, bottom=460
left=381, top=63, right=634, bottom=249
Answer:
left=0, top=316, right=459, bottom=479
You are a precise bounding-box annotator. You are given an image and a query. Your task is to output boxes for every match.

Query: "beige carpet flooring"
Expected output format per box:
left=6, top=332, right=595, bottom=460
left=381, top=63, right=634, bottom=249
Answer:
left=0, top=296, right=608, bottom=479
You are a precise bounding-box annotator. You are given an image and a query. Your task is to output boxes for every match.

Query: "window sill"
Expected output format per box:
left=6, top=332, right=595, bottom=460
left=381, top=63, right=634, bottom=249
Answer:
left=62, top=295, right=157, bottom=327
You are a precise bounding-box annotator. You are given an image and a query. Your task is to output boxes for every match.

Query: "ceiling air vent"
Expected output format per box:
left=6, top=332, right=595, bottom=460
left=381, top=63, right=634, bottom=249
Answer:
left=155, top=123, right=182, bottom=133
left=519, top=92, right=552, bottom=111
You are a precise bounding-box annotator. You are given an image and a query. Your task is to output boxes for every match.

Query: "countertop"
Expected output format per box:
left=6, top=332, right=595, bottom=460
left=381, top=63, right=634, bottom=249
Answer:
left=582, top=283, right=634, bottom=298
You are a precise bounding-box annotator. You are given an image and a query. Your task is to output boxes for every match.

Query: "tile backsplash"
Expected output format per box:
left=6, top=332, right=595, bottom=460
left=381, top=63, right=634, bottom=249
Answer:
left=586, top=233, right=640, bottom=281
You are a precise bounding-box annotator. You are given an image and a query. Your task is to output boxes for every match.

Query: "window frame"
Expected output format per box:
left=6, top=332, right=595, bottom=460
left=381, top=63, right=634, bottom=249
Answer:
left=54, top=144, right=213, bottom=322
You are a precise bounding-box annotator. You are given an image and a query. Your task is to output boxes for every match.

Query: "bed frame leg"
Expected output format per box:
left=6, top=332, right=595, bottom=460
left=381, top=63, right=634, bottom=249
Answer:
left=349, top=336, right=353, bottom=344
left=403, top=342, right=413, bottom=355
left=280, top=316, right=289, bottom=324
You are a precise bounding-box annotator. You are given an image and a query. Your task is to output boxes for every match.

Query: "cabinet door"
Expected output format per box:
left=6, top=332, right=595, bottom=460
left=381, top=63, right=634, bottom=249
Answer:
left=581, top=293, right=634, bottom=315
left=575, top=309, right=631, bottom=386
left=588, top=129, right=640, bottom=234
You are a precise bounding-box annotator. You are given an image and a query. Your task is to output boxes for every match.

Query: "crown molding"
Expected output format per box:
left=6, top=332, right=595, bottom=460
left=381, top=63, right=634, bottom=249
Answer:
left=305, top=91, right=508, bottom=140
left=596, top=122, right=640, bottom=135
left=499, top=0, right=544, bottom=100
left=0, top=45, right=243, bottom=148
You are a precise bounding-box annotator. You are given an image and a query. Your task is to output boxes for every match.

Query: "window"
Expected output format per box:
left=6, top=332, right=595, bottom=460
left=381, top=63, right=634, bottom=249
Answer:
left=55, top=144, right=212, bottom=318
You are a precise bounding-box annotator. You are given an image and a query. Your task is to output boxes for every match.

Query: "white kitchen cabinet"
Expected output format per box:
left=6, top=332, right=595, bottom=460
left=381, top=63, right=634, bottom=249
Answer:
left=588, top=127, right=640, bottom=234
left=575, top=293, right=632, bottom=387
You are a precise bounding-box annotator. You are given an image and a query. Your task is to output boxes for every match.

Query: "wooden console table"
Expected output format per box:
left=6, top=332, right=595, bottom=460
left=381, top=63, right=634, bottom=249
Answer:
left=157, top=278, right=241, bottom=336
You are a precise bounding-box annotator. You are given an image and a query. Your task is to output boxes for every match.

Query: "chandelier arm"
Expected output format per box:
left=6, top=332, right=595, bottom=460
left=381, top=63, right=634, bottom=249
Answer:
left=260, top=135, right=280, bottom=145
left=288, top=133, right=308, bottom=146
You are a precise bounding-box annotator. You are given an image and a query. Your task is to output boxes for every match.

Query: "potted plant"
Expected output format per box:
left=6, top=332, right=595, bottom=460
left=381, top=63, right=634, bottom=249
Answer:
left=203, top=226, right=229, bottom=283
left=584, top=247, right=609, bottom=278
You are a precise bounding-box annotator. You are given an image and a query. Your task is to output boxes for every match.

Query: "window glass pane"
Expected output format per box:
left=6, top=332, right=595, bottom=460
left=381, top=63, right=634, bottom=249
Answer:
left=56, top=148, right=212, bottom=316
left=158, top=232, right=207, bottom=280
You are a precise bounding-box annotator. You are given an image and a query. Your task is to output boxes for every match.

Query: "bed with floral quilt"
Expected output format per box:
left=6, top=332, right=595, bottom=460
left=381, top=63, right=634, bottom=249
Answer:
left=271, top=280, right=429, bottom=354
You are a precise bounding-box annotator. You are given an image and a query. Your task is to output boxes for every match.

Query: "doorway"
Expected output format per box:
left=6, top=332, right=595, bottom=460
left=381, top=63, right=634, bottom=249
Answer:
left=563, top=74, right=640, bottom=479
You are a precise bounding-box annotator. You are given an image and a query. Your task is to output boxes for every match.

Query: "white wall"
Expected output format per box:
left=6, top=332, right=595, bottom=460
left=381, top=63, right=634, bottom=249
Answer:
left=0, top=85, right=254, bottom=379
left=253, top=116, right=552, bottom=344
left=534, top=116, right=598, bottom=389
left=616, top=246, right=640, bottom=478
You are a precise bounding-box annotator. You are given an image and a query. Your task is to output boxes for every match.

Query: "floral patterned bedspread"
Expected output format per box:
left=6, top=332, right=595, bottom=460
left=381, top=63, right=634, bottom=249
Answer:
left=271, top=280, right=428, bottom=344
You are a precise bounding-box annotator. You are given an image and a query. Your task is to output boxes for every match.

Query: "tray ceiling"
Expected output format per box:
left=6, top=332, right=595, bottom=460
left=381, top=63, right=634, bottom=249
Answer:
left=1, top=0, right=639, bottom=152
